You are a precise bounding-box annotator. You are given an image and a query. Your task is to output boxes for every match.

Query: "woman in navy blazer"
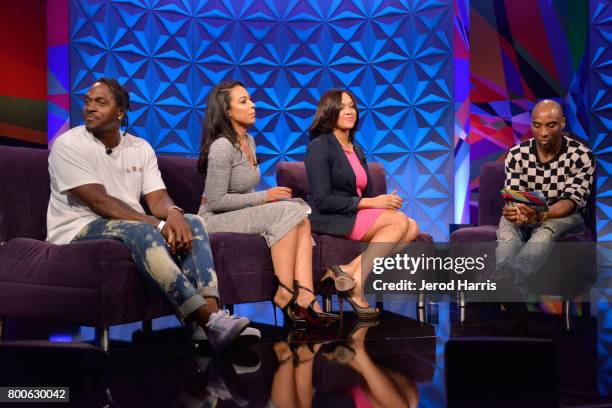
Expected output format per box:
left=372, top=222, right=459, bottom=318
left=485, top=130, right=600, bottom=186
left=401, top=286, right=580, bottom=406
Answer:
left=305, top=89, right=420, bottom=318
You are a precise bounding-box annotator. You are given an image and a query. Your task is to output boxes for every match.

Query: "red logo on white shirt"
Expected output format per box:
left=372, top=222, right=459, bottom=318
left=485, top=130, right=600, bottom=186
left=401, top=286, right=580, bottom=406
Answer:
left=126, top=166, right=144, bottom=174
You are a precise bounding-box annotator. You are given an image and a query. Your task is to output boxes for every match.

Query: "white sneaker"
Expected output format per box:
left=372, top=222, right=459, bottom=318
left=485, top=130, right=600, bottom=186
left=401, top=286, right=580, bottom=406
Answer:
left=193, top=324, right=261, bottom=343
left=205, top=310, right=250, bottom=351
left=237, top=326, right=261, bottom=340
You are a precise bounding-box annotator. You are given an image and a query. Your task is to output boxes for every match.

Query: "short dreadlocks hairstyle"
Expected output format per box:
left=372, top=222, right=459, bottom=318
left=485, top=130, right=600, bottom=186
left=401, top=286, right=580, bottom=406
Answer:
left=95, top=77, right=130, bottom=135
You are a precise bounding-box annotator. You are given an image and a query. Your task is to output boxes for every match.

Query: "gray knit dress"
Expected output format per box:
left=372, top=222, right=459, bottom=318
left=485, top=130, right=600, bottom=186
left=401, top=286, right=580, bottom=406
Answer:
left=197, top=136, right=310, bottom=247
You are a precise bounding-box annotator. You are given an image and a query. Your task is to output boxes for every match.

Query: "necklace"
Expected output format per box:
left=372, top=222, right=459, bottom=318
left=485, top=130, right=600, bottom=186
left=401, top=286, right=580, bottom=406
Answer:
left=336, top=137, right=353, bottom=151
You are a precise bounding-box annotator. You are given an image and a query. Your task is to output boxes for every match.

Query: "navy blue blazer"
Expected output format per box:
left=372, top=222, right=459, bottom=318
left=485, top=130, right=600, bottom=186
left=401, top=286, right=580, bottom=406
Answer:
left=305, top=133, right=374, bottom=236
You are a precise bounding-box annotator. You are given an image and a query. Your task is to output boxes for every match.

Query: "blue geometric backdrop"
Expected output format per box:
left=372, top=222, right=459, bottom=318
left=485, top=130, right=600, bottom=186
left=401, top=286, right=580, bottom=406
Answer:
left=590, top=2, right=612, bottom=242
left=589, top=0, right=612, bottom=394
left=69, top=0, right=455, bottom=240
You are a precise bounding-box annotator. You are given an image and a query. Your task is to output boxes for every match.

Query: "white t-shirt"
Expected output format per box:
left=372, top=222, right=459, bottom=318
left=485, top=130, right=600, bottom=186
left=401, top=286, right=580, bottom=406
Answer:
left=46, top=125, right=166, bottom=244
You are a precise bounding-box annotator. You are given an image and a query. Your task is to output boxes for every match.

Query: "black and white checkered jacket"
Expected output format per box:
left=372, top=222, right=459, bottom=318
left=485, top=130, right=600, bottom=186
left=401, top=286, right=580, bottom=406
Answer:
left=504, top=134, right=595, bottom=211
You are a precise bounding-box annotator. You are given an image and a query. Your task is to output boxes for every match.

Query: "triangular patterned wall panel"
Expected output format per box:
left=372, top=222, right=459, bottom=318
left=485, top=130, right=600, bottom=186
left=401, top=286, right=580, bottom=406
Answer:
left=589, top=0, right=612, bottom=394
left=69, top=0, right=455, bottom=240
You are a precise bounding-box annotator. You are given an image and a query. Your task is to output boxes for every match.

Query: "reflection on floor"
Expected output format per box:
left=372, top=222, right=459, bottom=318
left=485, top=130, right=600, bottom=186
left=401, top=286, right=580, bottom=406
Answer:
left=1, top=305, right=611, bottom=407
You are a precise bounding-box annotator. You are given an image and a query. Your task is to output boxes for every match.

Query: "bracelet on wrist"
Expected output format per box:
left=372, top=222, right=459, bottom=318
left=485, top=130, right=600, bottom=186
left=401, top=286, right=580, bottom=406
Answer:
left=167, top=205, right=184, bottom=216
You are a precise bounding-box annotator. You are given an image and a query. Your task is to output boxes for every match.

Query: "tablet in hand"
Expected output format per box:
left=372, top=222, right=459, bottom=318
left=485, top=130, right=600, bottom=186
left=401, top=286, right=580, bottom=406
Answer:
left=500, top=188, right=548, bottom=212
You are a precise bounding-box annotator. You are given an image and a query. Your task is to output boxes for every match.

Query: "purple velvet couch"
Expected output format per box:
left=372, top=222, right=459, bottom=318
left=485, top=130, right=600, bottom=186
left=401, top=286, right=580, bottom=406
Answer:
left=0, top=145, right=290, bottom=349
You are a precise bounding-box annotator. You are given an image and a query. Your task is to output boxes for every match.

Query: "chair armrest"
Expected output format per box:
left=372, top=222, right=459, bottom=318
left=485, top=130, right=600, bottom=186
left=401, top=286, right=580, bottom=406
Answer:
left=449, top=224, right=476, bottom=236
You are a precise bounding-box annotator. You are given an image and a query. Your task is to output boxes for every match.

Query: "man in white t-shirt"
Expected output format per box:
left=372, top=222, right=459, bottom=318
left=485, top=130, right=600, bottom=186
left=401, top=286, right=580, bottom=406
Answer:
left=47, top=78, right=259, bottom=351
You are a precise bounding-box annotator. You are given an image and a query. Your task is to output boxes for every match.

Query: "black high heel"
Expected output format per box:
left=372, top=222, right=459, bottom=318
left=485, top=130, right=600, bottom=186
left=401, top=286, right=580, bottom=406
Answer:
left=293, top=281, right=340, bottom=326
left=272, top=276, right=305, bottom=327
left=337, top=291, right=380, bottom=320
left=338, top=294, right=380, bottom=320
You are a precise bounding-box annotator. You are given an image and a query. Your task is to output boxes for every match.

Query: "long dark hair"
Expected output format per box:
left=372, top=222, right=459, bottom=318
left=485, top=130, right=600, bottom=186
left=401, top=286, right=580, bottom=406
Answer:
left=308, top=89, right=359, bottom=141
left=96, top=77, right=130, bottom=136
left=197, top=80, right=245, bottom=174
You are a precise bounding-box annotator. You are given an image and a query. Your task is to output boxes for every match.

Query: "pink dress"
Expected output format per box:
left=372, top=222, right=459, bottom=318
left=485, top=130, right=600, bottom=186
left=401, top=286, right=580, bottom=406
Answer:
left=350, top=385, right=374, bottom=408
left=344, top=150, right=384, bottom=241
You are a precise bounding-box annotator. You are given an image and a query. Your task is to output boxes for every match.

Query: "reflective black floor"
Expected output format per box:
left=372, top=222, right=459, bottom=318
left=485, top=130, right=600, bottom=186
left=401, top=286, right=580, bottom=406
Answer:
left=1, top=303, right=612, bottom=408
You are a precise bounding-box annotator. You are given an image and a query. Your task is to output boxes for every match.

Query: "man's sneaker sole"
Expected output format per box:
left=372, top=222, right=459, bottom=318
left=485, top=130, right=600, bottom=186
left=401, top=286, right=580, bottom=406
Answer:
left=209, top=318, right=250, bottom=351
left=193, top=325, right=261, bottom=343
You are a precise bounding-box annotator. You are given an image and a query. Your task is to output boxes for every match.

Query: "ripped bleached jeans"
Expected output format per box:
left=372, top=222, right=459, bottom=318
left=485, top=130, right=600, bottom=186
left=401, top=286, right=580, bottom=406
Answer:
left=495, top=213, right=584, bottom=294
left=72, top=214, right=219, bottom=323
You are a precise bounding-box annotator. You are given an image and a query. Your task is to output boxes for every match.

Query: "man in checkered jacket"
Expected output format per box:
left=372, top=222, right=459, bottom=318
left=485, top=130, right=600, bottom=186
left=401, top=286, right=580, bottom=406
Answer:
left=495, top=99, right=595, bottom=300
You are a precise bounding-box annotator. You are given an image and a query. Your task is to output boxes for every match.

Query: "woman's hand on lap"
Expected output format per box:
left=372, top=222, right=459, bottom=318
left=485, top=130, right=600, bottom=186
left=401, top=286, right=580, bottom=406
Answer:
left=361, top=190, right=403, bottom=210
left=266, top=186, right=292, bottom=202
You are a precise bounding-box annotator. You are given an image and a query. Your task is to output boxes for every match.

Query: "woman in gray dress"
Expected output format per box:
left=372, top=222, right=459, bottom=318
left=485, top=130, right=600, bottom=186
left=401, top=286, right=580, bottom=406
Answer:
left=197, top=81, right=338, bottom=327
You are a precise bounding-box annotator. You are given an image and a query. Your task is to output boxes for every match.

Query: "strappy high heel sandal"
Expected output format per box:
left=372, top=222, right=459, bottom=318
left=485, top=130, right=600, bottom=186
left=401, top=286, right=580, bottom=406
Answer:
left=338, top=291, right=381, bottom=320
left=272, top=276, right=305, bottom=327
left=293, top=281, right=340, bottom=326
left=320, top=265, right=356, bottom=293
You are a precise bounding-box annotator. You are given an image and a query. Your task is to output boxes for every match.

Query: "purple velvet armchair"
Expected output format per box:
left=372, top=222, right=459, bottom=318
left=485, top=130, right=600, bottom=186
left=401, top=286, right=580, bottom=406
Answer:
left=0, top=145, right=286, bottom=349
left=451, top=161, right=596, bottom=243
left=449, top=161, right=597, bottom=326
left=276, top=161, right=434, bottom=313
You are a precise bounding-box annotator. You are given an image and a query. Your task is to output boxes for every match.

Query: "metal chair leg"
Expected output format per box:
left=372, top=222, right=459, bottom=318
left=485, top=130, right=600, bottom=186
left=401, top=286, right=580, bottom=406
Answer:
left=417, top=292, right=425, bottom=309
left=417, top=307, right=426, bottom=323
left=458, top=291, right=466, bottom=323
left=417, top=293, right=426, bottom=323
left=562, top=301, right=571, bottom=331
left=457, top=291, right=466, bottom=308
left=96, top=327, right=109, bottom=352
left=323, top=294, right=332, bottom=313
